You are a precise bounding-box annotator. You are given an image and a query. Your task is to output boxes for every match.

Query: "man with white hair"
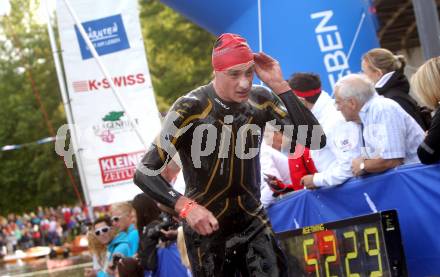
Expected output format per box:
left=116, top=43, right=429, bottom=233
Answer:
left=334, top=74, right=424, bottom=176
left=289, top=72, right=361, bottom=189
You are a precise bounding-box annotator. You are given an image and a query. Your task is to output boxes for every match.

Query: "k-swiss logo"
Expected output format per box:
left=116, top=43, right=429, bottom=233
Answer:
left=72, top=73, right=146, bottom=92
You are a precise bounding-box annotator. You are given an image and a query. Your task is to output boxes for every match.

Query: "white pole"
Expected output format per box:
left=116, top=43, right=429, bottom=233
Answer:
left=62, top=0, right=149, bottom=149
left=345, top=12, right=366, bottom=65
left=45, top=0, right=94, bottom=220
left=257, top=0, right=263, bottom=86
left=257, top=0, right=263, bottom=53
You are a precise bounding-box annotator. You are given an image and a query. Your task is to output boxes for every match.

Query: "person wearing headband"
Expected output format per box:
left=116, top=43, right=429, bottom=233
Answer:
left=287, top=72, right=361, bottom=189
left=134, top=33, right=326, bottom=276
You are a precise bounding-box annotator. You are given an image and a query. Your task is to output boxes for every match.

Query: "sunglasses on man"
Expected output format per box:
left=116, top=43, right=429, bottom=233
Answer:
left=95, top=226, right=110, bottom=236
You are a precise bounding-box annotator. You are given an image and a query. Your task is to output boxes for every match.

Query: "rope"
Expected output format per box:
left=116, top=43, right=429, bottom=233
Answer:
left=1, top=136, right=57, bottom=151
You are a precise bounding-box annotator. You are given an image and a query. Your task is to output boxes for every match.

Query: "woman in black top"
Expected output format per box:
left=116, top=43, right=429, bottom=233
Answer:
left=411, top=56, right=440, bottom=164
left=362, top=48, right=429, bottom=130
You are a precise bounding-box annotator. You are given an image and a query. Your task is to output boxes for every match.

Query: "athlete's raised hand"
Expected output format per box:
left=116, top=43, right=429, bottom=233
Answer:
left=254, top=52, right=291, bottom=94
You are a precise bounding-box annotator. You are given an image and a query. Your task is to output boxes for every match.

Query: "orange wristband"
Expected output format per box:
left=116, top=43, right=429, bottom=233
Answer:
left=179, top=200, right=197, bottom=219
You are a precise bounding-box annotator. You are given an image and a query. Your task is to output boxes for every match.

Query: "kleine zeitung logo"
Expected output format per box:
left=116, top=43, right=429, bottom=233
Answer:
left=99, top=151, right=144, bottom=184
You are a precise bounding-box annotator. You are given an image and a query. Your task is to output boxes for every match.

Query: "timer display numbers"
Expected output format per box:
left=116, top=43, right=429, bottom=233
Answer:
left=277, top=210, right=407, bottom=277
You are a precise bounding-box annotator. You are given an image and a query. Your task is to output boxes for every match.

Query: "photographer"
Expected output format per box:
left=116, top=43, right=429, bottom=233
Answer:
left=145, top=212, right=178, bottom=243
left=132, top=193, right=161, bottom=272
left=132, top=193, right=189, bottom=276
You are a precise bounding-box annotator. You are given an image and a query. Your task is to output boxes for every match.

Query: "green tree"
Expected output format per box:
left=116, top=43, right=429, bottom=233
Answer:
left=140, top=0, right=215, bottom=111
left=0, top=0, right=81, bottom=215
left=0, top=0, right=214, bottom=215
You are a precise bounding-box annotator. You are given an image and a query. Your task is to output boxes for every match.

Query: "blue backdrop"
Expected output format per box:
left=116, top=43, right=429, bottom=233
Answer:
left=160, top=0, right=379, bottom=94
left=268, top=163, right=440, bottom=277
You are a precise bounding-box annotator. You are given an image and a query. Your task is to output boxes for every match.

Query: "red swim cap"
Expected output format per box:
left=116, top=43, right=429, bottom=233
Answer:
left=212, top=33, right=254, bottom=71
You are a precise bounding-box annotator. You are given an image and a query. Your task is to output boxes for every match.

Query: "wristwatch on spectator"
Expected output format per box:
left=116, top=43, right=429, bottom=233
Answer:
left=359, top=159, right=367, bottom=175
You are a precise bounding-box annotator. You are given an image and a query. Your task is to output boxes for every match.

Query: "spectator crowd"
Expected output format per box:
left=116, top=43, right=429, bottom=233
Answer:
left=258, top=50, right=440, bottom=206
left=0, top=205, right=89, bottom=257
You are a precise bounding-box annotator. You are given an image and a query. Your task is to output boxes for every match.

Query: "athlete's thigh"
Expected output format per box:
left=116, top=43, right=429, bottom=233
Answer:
left=245, top=228, right=286, bottom=277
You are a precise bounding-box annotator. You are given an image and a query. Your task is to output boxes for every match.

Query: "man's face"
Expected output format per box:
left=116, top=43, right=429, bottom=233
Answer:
left=334, top=88, right=360, bottom=122
left=213, top=62, right=254, bottom=103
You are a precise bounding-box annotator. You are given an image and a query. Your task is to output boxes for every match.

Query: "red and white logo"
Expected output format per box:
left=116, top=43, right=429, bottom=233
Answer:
left=72, top=73, right=146, bottom=93
left=99, top=130, right=115, bottom=143
left=99, top=151, right=144, bottom=184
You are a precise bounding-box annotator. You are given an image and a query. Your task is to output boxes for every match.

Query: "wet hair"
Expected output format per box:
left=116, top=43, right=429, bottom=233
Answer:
left=362, top=48, right=406, bottom=74
left=132, top=193, right=161, bottom=231
left=288, top=72, right=322, bottom=104
left=117, top=257, right=144, bottom=277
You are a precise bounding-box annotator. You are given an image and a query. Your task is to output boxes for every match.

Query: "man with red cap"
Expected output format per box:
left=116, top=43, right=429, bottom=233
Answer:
left=134, top=33, right=326, bottom=276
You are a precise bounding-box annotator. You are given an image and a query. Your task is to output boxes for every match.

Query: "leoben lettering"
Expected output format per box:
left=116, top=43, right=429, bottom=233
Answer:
left=311, top=10, right=351, bottom=90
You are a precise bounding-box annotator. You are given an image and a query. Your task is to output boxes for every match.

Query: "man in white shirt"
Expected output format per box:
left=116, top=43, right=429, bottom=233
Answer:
left=288, top=73, right=361, bottom=189
left=334, top=74, right=424, bottom=176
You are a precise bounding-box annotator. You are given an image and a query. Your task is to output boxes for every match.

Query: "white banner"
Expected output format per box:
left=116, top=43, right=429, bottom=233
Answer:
left=56, top=0, right=161, bottom=206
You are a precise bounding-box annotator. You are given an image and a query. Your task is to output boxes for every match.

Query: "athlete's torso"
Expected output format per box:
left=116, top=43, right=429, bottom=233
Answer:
left=135, top=81, right=324, bottom=228
left=172, top=83, right=289, bottom=221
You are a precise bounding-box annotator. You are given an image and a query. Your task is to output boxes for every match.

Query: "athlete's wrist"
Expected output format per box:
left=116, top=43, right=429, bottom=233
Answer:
left=268, top=81, right=291, bottom=95
left=174, top=196, right=188, bottom=214
left=179, top=200, right=198, bottom=219
left=174, top=196, right=196, bottom=214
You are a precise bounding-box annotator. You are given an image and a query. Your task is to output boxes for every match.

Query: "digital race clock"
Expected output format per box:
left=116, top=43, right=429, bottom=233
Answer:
left=276, top=210, right=407, bottom=276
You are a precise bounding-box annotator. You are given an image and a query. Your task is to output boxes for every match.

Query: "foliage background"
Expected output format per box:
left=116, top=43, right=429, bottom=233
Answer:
left=0, top=0, right=214, bottom=215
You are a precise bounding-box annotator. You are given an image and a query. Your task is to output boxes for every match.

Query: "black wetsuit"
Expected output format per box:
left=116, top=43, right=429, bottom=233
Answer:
left=134, top=83, right=325, bottom=276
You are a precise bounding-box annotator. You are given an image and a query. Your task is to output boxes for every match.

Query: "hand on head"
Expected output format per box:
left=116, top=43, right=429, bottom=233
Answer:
left=253, top=52, right=290, bottom=94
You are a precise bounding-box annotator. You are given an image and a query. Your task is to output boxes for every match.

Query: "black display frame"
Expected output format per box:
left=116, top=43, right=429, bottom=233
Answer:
left=276, top=210, right=408, bottom=277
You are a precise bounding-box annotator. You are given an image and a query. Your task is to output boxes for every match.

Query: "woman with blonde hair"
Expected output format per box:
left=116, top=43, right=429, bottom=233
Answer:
left=411, top=56, right=440, bottom=164
left=110, top=202, right=138, bottom=257
left=362, top=48, right=429, bottom=130
left=84, top=230, right=107, bottom=277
